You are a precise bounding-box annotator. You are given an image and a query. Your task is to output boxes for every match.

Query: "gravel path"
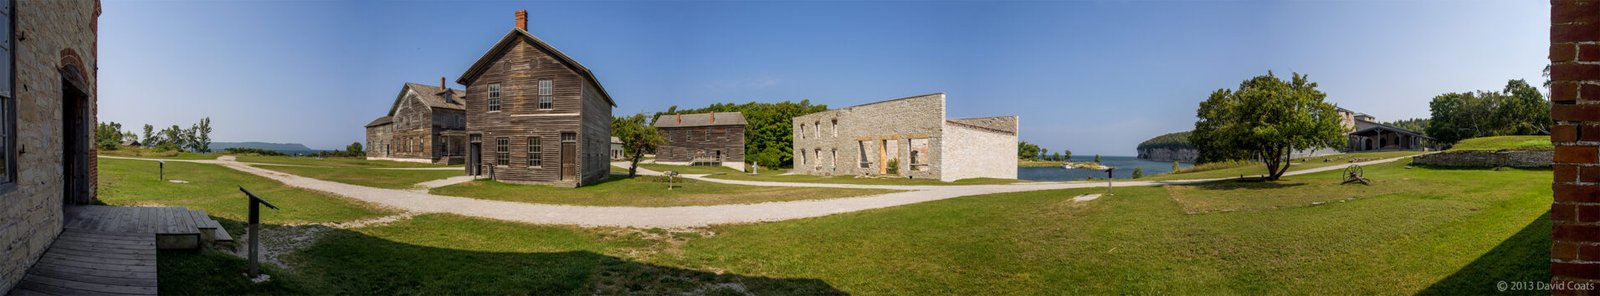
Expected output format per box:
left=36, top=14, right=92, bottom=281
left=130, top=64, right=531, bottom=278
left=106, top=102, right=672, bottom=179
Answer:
left=99, top=154, right=1421, bottom=228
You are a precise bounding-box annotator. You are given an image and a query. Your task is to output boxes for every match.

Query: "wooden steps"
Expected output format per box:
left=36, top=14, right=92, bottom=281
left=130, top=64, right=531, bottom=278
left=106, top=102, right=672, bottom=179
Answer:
left=187, top=209, right=232, bottom=244
left=63, top=206, right=232, bottom=250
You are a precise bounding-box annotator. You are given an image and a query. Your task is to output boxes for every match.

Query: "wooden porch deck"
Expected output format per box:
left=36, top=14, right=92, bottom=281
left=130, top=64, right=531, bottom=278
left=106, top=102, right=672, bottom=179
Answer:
left=8, top=206, right=233, bottom=296
left=8, top=229, right=157, bottom=296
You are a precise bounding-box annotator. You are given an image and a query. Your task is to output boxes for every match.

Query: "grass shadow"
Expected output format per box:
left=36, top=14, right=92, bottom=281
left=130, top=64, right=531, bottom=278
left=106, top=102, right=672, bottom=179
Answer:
left=158, top=222, right=844, bottom=295
left=1418, top=211, right=1551, bottom=295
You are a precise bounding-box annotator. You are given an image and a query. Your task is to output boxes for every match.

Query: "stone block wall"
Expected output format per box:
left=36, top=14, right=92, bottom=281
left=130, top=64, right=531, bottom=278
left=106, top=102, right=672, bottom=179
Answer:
left=1412, top=150, right=1552, bottom=168
left=792, top=93, right=946, bottom=179
left=941, top=119, right=1018, bottom=181
left=1, top=0, right=99, bottom=292
left=1550, top=0, right=1600, bottom=291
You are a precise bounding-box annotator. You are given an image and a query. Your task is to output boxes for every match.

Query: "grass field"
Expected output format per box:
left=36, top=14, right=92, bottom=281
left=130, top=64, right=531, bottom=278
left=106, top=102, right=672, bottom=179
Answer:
left=1141, top=151, right=1424, bottom=180
left=250, top=165, right=464, bottom=189
left=149, top=160, right=1551, bottom=294
left=703, top=170, right=1023, bottom=186
left=1450, top=135, right=1554, bottom=151
left=431, top=174, right=899, bottom=207
left=98, top=148, right=219, bottom=160
left=637, top=163, right=745, bottom=175
left=235, top=155, right=453, bottom=168
left=97, top=158, right=398, bottom=224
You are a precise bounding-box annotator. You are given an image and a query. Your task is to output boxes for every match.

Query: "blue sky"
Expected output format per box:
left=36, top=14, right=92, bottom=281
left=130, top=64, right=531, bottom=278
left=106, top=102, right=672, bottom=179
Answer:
left=98, top=0, right=1550, bottom=155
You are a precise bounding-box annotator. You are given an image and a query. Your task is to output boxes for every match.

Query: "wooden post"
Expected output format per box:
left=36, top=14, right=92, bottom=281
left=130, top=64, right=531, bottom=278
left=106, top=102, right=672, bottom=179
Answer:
left=1105, top=168, right=1114, bottom=195
left=158, top=160, right=165, bottom=181
left=239, top=186, right=279, bottom=280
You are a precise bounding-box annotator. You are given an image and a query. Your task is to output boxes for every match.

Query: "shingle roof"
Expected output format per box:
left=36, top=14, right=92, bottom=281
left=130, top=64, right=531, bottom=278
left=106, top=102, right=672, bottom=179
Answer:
left=611, top=136, right=622, bottom=144
left=653, top=112, right=748, bottom=128
left=390, top=83, right=465, bottom=114
left=457, top=29, right=616, bottom=107
left=365, top=116, right=393, bottom=127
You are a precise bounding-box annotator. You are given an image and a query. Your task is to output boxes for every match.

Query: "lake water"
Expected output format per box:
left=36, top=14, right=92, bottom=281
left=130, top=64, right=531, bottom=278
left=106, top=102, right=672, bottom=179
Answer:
left=1017, top=155, right=1192, bottom=181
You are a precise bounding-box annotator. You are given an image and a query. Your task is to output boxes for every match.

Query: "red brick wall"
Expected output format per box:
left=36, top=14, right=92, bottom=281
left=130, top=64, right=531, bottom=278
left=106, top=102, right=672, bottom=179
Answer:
left=1552, top=0, right=1600, bottom=290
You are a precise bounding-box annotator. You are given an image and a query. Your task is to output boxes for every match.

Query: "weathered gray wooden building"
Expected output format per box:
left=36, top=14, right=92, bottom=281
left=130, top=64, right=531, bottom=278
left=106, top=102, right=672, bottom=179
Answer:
left=365, top=80, right=467, bottom=164
left=653, top=112, right=747, bottom=170
left=456, top=10, right=615, bottom=187
left=791, top=93, right=1018, bottom=182
left=1, top=0, right=103, bottom=291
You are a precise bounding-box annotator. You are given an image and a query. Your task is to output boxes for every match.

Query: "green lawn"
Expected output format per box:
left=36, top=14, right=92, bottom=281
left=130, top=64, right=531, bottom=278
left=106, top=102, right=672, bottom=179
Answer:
left=637, top=163, right=745, bottom=175
left=1142, top=151, right=1424, bottom=181
left=250, top=165, right=463, bottom=189
left=161, top=160, right=1551, bottom=294
left=431, top=175, right=898, bottom=207
left=98, top=148, right=219, bottom=160
left=235, top=155, right=453, bottom=168
left=704, top=169, right=1023, bottom=186
left=1450, top=135, right=1553, bottom=151
left=97, top=158, right=398, bottom=224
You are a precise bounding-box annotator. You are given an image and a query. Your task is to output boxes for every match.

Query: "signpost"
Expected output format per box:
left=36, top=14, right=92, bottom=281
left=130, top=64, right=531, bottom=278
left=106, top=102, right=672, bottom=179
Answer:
left=158, top=160, right=165, bottom=181
left=1105, top=167, right=1114, bottom=195
left=665, top=171, right=679, bottom=190
left=239, top=186, right=279, bottom=279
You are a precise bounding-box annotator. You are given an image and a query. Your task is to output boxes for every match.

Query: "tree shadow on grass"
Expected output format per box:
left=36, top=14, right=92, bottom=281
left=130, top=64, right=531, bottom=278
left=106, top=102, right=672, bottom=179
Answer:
left=1418, top=211, right=1551, bottom=295
left=159, top=224, right=844, bottom=295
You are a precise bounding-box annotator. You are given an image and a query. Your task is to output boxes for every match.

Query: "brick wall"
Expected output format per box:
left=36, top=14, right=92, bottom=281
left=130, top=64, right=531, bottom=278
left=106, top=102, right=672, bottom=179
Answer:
left=1551, top=0, right=1600, bottom=290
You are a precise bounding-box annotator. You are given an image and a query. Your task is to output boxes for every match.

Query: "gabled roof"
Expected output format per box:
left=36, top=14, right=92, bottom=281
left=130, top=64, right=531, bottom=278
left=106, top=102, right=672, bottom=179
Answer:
left=365, top=116, right=393, bottom=127
left=1351, top=119, right=1430, bottom=139
left=388, top=83, right=465, bottom=116
left=456, top=29, right=616, bottom=107
left=653, top=112, right=748, bottom=128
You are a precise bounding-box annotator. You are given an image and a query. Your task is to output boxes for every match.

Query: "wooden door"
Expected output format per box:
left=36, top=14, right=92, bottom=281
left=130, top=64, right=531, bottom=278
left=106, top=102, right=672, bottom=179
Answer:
left=62, top=76, right=91, bottom=205
left=561, top=133, right=577, bottom=181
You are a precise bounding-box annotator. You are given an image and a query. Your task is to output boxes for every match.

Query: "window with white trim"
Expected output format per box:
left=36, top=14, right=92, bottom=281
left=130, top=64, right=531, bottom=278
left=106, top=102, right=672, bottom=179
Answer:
left=537, top=79, right=553, bottom=110
left=495, top=137, right=509, bottom=166
left=527, top=137, right=542, bottom=167
left=487, top=83, right=502, bottom=112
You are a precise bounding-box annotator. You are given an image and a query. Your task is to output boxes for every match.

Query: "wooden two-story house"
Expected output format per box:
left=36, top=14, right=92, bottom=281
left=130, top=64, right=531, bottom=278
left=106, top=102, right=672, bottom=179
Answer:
left=455, top=10, right=615, bottom=187
left=365, top=79, right=468, bottom=164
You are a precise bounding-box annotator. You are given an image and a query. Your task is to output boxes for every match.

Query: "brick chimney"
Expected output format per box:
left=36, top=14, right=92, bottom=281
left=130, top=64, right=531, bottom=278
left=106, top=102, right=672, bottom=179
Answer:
left=515, top=10, right=527, bottom=31
left=676, top=113, right=682, bottom=125
left=439, top=76, right=446, bottom=90
left=710, top=112, right=716, bottom=124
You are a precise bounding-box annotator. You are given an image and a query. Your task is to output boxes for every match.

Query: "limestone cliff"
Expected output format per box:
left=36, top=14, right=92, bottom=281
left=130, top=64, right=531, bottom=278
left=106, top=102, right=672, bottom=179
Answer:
left=1136, top=131, right=1197, bottom=162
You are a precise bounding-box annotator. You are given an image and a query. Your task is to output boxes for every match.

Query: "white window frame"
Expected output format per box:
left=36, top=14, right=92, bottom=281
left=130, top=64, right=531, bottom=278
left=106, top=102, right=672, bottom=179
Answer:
left=537, top=79, right=553, bottom=110
left=487, top=83, right=502, bottom=112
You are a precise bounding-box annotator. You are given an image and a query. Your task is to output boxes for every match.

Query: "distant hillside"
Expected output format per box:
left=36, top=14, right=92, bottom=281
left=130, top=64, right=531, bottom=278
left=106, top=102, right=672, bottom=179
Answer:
left=211, top=142, right=325, bottom=154
left=1136, top=131, right=1197, bottom=162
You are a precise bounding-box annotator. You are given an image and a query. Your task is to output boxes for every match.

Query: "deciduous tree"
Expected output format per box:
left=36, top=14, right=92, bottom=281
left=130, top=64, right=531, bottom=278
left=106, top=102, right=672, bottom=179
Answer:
left=1191, top=71, right=1344, bottom=181
left=613, top=113, right=665, bottom=177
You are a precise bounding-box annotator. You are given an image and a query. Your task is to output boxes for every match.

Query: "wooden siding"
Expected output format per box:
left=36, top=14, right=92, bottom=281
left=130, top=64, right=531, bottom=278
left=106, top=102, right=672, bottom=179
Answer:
left=658, top=126, right=746, bottom=163
left=464, top=36, right=611, bottom=186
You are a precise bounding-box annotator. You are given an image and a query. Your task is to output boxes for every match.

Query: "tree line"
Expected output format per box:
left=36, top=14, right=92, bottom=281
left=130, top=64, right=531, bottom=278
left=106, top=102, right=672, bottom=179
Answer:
left=1424, top=79, right=1550, bottom=146
left=1018, top=140, right=1071, bottom=161
left=96, top=118, right=213, bottom=152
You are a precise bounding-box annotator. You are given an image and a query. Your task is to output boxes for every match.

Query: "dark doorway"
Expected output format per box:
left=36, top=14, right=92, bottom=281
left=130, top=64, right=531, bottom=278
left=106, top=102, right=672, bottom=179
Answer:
left=560, top=132, right=576, bottom=181
left=61, top=76, right=90, bottom=205
left=467, top=134, right=482, bottom=176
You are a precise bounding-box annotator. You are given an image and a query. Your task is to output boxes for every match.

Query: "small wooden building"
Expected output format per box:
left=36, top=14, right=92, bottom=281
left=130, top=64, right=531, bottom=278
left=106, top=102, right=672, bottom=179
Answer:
left=365, top=79, right=467, bottom=164
left=456, top=10, right=615, bottom=187
left=653, top=112, right=747, bottom=170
